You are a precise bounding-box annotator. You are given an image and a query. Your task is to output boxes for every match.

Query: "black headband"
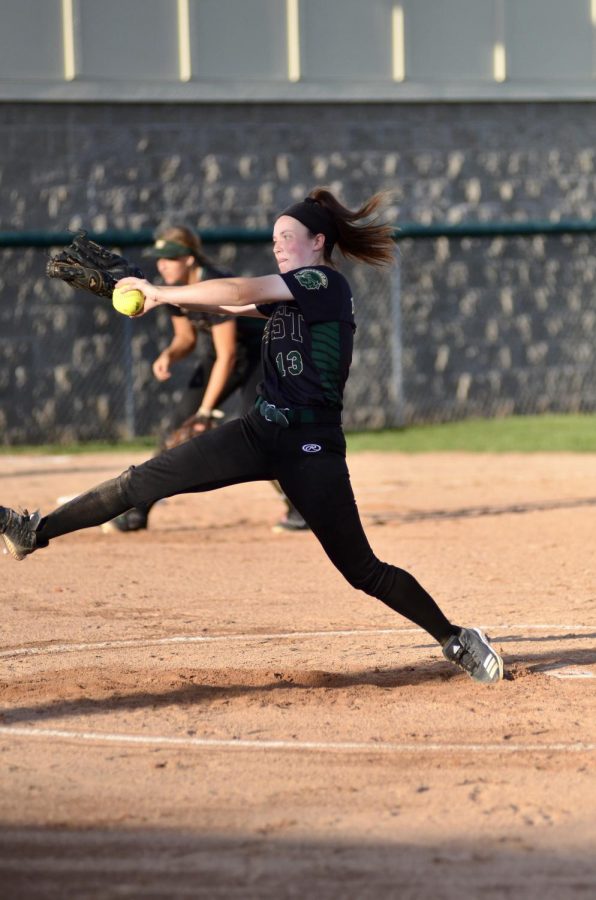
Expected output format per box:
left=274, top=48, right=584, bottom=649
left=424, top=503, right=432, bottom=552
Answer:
left=279, top=197, right=339, bottom=251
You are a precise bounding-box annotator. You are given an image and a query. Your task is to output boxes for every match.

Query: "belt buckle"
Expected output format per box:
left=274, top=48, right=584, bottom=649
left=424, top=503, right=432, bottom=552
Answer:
left=261, top=401, right=290, bottom=428
left=276, top=408, right=290, bottom=428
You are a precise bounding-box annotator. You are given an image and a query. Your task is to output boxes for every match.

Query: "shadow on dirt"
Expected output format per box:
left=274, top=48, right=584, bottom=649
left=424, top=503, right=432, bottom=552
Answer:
left=1, top=629, right=594, bottom=725
left=367, top=496, right=596, bottom=525
left=0, top=825, right=594, bottom=899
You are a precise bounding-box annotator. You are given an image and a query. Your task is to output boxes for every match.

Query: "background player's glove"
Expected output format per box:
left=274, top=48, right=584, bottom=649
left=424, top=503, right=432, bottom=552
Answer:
left=46, top=232, right=144, bottom=299
left=163, top=410, right=224, bottom=450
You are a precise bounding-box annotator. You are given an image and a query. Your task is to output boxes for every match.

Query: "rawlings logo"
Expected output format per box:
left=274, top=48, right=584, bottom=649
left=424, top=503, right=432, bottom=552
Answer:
left=294, top=269, right=328, bottom=291
left=302, top=443, right=322, bottom=453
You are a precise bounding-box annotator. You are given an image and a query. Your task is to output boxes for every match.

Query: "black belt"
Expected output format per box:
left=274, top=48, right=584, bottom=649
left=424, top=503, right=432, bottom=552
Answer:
left=255, top=397, right=342, bottom=428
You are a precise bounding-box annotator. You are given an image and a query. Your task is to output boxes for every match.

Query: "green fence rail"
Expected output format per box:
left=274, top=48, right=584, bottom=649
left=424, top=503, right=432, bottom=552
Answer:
left=2, top=218, right=596, bottom=441
left=2, top=219, right=596, bottom=248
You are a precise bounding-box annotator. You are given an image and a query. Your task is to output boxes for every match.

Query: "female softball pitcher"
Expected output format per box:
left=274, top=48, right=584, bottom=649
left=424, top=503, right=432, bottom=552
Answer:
left=0, top=187, right=503, bottom=684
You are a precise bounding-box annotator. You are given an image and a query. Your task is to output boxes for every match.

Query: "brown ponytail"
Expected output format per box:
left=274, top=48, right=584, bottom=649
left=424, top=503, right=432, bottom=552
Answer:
left=307, top=187, right=395, bottom=267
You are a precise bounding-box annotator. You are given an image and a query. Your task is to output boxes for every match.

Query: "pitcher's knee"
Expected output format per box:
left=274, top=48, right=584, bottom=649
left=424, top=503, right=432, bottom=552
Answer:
left=342, top=555, right=389, bottom=596
left=343, top=559, right=415, bottom=601
left=117, top=467, right=138, bottom=507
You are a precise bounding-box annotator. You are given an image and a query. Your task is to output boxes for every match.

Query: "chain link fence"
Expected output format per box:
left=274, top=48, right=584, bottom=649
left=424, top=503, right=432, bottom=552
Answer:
left=0, top=239, right=397, bottom=443
left=398, top=231, right=596, bottom=423
left=1, top=228, right=595, bottom=445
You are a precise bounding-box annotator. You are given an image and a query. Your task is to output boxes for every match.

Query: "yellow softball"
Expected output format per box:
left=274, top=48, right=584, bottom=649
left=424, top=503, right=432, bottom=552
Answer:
left=112, top=286, right=145, bottom=316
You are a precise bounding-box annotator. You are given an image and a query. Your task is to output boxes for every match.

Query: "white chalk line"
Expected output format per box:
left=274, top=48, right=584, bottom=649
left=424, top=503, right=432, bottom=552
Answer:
left=0, top=627, right=410, bottom=659
left=539, top=665, right=595, bottom=680
left=0, top=623, right=593, bottom=661
left=547, top=671, right=595, bottom=680
left=0, top=725, right=594, bottom=755
left=1, top=625, right=593, bottom=755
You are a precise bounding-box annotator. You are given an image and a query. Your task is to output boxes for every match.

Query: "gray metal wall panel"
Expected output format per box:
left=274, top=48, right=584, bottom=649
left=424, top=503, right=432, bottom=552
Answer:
left=1, top=1, right=596, bottom=101
left=76, top=0, right=180, bottom=81
left=505, top=0, right=594, bottom=81
left=404, top=0, right=497, bottom=81
left=299, top=0, right=393, bottom=81
left=0, top=0, right=63, bottom=79
left=190, top=0, right=288, bottom=80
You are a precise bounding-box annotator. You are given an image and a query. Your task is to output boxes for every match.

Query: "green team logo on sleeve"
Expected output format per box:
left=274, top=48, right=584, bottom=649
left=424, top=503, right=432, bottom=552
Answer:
left=294, top=269, right=329, bottom=290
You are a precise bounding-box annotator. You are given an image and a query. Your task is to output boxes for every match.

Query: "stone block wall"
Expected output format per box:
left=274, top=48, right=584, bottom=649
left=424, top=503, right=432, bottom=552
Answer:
left=1, top=101, right=595, bottom=442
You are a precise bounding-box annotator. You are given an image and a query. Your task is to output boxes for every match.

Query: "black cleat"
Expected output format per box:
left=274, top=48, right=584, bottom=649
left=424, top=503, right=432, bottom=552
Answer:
left=272, top=506, right=309, bottom=533
left=442, top=627, right=504, bottom=684
left=101, top=507, right=149, bottom=534
left=0, top=506, right=40, bottom=560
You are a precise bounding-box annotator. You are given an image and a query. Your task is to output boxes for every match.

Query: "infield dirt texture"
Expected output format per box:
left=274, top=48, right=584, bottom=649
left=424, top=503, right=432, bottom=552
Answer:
left=1, top=450, right=595, bottom=898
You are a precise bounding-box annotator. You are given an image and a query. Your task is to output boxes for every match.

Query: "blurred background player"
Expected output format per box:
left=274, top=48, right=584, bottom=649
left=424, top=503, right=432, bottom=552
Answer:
left=104, top=225, right=307, bottom=533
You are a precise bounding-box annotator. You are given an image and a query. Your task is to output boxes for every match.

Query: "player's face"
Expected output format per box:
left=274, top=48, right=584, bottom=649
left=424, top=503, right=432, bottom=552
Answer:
left=156, top=255, right=195, bottom=285
left=272, top=216, right=324, bottom=273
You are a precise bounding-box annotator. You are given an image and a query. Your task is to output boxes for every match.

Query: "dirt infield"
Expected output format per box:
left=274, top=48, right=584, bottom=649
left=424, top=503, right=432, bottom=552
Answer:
left=1, top=450, right=595, bottom=898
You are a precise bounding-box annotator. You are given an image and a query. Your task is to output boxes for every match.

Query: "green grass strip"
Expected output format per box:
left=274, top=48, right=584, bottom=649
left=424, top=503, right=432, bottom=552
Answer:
left=345, top=414, right=596, bottom=453
left=0, top=415, right=594, bottom=455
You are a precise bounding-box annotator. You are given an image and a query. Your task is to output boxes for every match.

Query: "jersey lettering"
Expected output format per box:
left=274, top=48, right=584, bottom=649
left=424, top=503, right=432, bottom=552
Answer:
left=286, top=349, right=303, bottom=375
left=275, top=350, right=304, bottom=377
left=270, top=306, right=305, bottom=343
left=270, top=315, right=285, bottom=340
left=281, top=306, right=304, bottom=343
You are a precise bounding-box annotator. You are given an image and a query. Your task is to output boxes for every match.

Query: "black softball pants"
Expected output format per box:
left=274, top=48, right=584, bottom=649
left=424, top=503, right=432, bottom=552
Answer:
left=37, top=409, right=457, bottom=644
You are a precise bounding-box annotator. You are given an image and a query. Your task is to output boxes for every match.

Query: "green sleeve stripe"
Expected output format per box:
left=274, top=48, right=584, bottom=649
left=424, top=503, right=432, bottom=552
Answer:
left=311, top=321, right=343, bottom=403
left=312, top=351, right=341, bottom=368
left=312, top=338, right=341, bottom=358
left=311, top=321, right=340, bottom=338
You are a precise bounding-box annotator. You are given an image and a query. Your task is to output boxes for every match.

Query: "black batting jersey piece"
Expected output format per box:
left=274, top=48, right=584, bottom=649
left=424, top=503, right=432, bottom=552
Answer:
left=167, top=264, right=232, bottom=333
left=257, top=266, right=355, bottom=411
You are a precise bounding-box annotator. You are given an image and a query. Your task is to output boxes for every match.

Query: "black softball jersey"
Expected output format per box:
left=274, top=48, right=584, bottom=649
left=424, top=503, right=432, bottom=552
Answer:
left=256, top=266, right=355, bottom=411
